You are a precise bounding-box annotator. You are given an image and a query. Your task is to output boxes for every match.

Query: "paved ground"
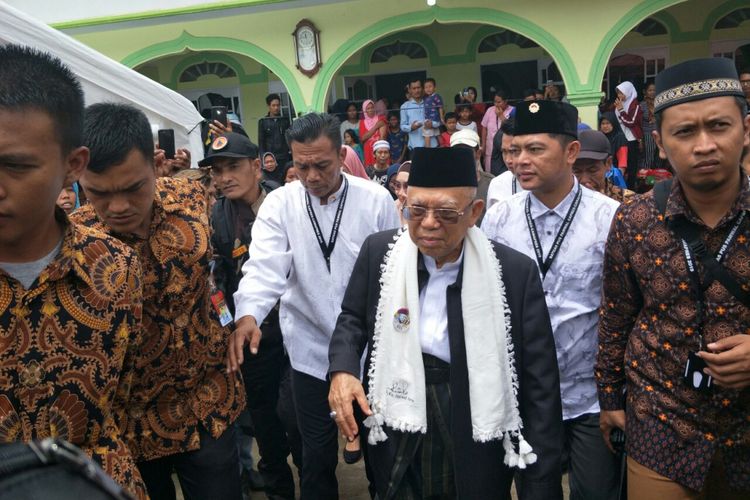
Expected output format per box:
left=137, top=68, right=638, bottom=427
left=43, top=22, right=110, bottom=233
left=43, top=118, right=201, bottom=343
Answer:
left=175, top=438, right=572, bottom=499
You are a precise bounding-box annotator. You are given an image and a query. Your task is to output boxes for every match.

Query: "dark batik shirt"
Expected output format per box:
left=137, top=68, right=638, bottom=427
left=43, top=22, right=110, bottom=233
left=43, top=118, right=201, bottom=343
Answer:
left=596, top=176, right=750, bottom=491
left=0, top=212, right=147, bottom=499
left=72, top=177, right=245, bottom=461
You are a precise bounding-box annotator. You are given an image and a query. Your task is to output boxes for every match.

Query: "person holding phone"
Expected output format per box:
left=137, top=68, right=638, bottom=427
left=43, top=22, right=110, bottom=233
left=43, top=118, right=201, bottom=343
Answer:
left=596, top=58, right=750, bottom=499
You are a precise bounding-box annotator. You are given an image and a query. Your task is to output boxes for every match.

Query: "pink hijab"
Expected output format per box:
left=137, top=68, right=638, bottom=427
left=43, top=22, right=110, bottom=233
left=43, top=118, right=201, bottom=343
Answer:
left=342, top=145, right=369, bottom=179
left=361, top=99, right=380, bottom=130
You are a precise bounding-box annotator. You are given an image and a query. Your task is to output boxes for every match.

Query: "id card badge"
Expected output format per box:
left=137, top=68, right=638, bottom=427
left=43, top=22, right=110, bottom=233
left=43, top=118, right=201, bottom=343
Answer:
left=684, top=352, right=713, bottom=392
left=210, top=290, right=234, bottom=327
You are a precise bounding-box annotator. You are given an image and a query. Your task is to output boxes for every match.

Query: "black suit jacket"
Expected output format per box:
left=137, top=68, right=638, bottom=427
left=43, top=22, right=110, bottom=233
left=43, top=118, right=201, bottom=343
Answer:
left=329, top=229, right=563, bottom=500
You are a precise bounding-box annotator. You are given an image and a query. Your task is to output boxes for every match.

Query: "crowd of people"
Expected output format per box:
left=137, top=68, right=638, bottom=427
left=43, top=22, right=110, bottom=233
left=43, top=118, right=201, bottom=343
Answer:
left=1, top=40, right=750, bottom=500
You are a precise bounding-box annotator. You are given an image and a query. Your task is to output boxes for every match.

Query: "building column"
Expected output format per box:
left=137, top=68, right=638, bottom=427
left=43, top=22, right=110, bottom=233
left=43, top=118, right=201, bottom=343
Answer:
left=566, top=90, right=605, bottom=129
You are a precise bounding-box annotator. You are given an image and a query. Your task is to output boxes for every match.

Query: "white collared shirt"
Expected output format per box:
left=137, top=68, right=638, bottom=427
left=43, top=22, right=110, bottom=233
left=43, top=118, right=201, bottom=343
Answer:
left=481, top=177, right=619, bottom=420
left=419, top=251, right=464, bottom=363
left=234, top=174, right=401, bottom=381
left=486, top=170, right=526, bottom=209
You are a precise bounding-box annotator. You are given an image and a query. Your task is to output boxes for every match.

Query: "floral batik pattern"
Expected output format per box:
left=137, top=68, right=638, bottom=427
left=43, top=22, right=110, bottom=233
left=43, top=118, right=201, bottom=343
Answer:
left=596, top=178, right=750, bottom=491
left=0, top=212, right=148, bottom=499
left=72, top=177, right=244, bottom=462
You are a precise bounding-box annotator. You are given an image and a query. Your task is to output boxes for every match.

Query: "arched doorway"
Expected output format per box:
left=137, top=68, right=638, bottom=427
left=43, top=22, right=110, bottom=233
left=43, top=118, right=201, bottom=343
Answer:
left=325, top=22, right=570, bottom=115
left=134, top=50, right=295, bottom=144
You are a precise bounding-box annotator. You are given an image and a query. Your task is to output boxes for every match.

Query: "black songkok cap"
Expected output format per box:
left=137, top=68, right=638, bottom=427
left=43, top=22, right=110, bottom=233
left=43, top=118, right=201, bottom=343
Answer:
left=198, top=132, right=259, bottom=167
left=514, top=100, right=578, bottom=139
left=655, top=58, right=743, bottom=113
left=409, top=147, right=477, bottom=188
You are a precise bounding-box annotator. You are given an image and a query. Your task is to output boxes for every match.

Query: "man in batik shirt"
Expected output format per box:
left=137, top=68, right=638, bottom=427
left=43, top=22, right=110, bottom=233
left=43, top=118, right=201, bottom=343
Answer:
left=0, top=45, right=147, bottom=499
left=597, top=58, right=750, bottom=498
left=73, top=103, right=245, bottom=500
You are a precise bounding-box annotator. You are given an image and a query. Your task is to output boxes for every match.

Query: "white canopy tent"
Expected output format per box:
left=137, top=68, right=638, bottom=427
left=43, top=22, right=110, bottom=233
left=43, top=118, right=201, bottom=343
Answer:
left=0, top=1, right=205, bottom=166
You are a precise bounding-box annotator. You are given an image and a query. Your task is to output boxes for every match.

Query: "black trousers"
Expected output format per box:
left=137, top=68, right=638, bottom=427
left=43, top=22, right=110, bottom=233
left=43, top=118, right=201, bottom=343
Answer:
left=137, top=425, right=241, bottom=500
left=291, top=369, right=339, bottom=500
left=625, top=140, right=640, bottom=190
left=240, top=332, right=297, bottom=499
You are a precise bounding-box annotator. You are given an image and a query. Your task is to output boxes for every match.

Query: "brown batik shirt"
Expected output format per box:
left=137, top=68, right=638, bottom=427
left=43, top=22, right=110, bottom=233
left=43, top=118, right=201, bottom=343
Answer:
left=0, top=211, right=147, bottom=499
left=596, top=176, right=750, bottom=491
left=72, top=177, right=245, bottom=462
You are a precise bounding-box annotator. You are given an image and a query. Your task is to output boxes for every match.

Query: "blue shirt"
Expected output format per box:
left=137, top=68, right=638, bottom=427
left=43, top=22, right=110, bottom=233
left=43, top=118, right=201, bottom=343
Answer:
left=423, top=93, right=443, bottom=123
left=400, top=99, right=436, bottom=148
left=387, top=130, right=408, bottom=163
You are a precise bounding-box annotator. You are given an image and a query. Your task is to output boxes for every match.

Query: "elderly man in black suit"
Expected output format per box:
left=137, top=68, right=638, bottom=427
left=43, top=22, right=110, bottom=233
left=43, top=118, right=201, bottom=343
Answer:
left=327, top=146, right=563, bottom=499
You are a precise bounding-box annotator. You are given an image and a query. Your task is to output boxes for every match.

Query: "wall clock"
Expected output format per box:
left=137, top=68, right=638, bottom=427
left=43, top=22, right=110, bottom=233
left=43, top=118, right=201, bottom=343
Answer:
left=293, top=19, right=322, bottom=78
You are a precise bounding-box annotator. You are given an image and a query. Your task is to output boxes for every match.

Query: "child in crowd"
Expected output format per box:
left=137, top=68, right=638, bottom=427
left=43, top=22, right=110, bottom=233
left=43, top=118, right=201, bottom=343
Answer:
left=455, top=104, right=477, bottom=132
left=386, top=111, right=409, bottom=164
left=440, top=112, right=457, bottom=147
left=344, top=128, right=365, bottom=164
left=422, top=77, right=444, bottom=148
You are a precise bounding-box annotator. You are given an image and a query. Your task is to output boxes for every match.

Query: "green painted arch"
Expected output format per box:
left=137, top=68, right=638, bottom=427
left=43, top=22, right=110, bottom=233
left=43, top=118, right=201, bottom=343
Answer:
left=121, top=31, right=306, bottom=113
left=649, top=10, right=682, bottom=41
left=702, top=0, right=750, bottom=35
left=339, top=25, right=536, bottom=77
left=338, top=30, right=441, bottom=76
left=167, top=52, right=270, bottom=88
left=586, top=0, right=687, bottom=94
left=311, top=6, right=579, bottom=111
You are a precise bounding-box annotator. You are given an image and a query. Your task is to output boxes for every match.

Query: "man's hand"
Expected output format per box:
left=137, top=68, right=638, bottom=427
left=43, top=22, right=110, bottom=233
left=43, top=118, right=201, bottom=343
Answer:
left=154, top=148, right=169, bottom=177
left=599, top=410, right=626, bottom=454
left=226, top=315, right=262, bottom=373
left=699, top=335, right=750, bottom=389
left=424, top=119, right=433, bottom=130
left=411, top=121, right=422, bottom=131
left=328, top=372, right=372, bottom=441
left=171, top=148, right=191, bottom=172
left=208, top=119, right=233, bottom=138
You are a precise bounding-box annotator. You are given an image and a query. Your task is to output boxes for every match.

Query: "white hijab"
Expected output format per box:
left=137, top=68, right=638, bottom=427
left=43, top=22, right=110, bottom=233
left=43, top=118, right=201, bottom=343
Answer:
left=615, top=81, right=638, bottom=141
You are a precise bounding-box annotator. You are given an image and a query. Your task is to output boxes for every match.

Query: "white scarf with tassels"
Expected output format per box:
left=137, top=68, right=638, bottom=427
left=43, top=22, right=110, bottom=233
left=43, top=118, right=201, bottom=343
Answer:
left=364, top=226, right=536, bottom=468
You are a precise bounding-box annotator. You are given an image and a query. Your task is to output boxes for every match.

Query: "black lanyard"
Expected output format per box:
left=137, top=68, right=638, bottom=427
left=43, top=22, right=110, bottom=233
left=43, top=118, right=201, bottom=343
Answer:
left=512, top=177, right=518, bottom=195
left=525, top=187, right=582, bottom=279
left=679, top=211, right=746, bottom=328
left=305, top=177, right=348, bottom=272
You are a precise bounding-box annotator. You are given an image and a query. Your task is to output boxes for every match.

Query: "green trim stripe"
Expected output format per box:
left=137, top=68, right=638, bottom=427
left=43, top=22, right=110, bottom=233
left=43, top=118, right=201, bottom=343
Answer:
left=586, top=0, right=686, bottom=92
left=52, top=0, right=292, bottom=30
left=168, top=52, right=270, bottom=88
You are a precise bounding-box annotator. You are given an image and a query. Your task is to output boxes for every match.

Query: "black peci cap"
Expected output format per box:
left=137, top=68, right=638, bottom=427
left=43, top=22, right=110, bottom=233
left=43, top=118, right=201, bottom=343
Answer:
left=409, top=147, right=477, bottom=188
left=198, top=132, right=259, bottom=167
left=514, top=100, right=578, bottom=139
left=654, top=58, right=743, bottom=113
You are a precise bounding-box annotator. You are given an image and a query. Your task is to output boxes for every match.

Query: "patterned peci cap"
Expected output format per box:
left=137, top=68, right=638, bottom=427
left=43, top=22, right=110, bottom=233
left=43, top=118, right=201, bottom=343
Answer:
left=654, top=58, right=743, bottom=113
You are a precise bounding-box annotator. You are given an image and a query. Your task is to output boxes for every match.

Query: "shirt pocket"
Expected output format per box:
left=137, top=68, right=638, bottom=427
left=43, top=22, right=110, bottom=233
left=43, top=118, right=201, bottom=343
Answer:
left=555, top=261, right=603, bottom=307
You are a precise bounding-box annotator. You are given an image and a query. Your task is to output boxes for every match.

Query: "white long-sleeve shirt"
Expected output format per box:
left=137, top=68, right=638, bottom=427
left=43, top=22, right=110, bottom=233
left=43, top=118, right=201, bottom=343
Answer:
left=481, top=178, right=619, bottom=420
left=234, top=174, right=401, bottom=381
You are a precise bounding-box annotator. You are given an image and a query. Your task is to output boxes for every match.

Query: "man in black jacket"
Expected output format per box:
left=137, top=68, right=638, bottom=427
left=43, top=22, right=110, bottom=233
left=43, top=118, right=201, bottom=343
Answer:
left=257, top=93, right=291, bottom=167
left=328, top=147, right=563, bottom=499
left=200, top=132, right=298, bottom=499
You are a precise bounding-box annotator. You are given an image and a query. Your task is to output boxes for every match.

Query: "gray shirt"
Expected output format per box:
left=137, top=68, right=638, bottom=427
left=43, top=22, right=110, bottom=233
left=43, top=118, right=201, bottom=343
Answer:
left=0, top=240, right=62, bottom=289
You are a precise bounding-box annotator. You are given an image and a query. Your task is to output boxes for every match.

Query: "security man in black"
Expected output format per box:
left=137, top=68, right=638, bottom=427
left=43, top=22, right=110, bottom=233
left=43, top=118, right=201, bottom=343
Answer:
left=200, top=132, right=298, bottom=499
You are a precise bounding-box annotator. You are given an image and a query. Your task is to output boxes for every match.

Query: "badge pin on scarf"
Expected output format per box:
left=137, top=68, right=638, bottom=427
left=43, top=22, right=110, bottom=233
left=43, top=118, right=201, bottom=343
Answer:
left=393, top=308, right=410, bottom=332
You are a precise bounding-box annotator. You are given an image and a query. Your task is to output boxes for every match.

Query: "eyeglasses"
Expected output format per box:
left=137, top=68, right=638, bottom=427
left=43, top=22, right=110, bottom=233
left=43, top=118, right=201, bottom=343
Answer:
left=741, top=79, right=750, bottom=87
left=402, top=201, right=474, bottom=224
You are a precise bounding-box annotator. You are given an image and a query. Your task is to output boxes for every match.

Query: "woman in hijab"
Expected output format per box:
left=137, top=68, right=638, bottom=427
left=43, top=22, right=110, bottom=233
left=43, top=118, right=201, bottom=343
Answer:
left=261, top=152, right=287, bottom=185
left=358, top=99, right=387, bottom=167
left=341, top=144, right=369, bottom=180
left=614, top=81, right=643, bottom=189
left=599, top=112, right=629, bottom=171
